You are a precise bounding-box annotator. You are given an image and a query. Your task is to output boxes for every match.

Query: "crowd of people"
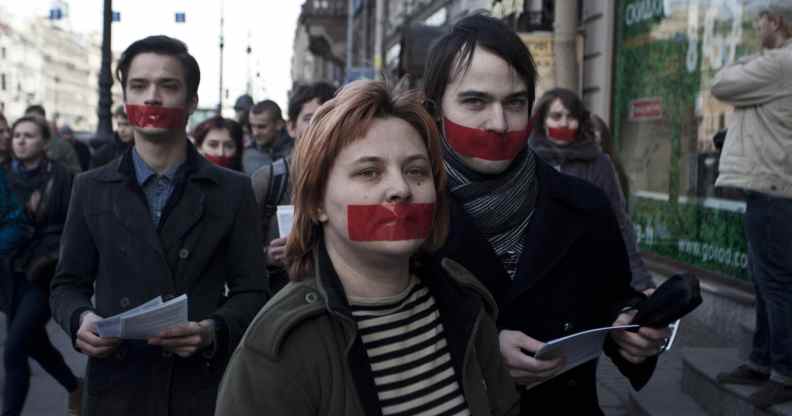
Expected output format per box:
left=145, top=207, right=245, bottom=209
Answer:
left=0, top=3, right=790, bottom=415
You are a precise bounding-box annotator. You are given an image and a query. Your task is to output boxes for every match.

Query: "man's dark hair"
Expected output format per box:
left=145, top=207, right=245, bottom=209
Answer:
left=422, top=13, right=537, bottom=114
left=287, top=82, right=336, bottom=124
left=250, top=100, right=283, bottom=121
left=24, top=104, right=46, bottom=119
left=116, top=35, right=201, bottom=102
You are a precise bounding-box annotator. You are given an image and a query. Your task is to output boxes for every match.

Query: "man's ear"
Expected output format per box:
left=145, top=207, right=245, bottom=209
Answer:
left=287, top=121, right=297, bottom=138
left=187, top=94, right=199, bottom=115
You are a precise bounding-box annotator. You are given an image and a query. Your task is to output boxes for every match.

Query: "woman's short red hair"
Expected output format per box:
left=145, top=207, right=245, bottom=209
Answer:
left=286, top=80, right=449, bottom=280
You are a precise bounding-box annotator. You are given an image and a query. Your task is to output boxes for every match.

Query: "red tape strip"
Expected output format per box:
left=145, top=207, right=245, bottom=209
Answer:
left=444, top=117, right=530, bottom=161
left=547, top=127, right=577, bottom=143
left=347, top=203, right=434, bottom=242
left=126, top=105, right=187, bottom=129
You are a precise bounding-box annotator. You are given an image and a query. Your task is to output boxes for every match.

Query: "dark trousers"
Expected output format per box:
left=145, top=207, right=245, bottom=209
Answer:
left=2, top=275, right=78, bottom=416
left=745, top=191, right=792, bottom=383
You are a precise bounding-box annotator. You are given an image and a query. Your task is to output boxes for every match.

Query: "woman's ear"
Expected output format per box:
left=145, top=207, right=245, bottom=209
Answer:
left=316, top=208, right=328, bottom=223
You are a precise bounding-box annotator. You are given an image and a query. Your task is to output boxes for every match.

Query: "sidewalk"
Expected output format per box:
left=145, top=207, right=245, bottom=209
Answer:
left=0, top=312, right=727, bottom=415
left=596, top=316, right=731, bottom=415
left=0, top=314, right=87, bottom=415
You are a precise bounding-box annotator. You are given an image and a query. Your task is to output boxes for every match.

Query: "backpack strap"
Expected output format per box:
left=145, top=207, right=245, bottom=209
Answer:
left=260, top=158, right=289, bottom=240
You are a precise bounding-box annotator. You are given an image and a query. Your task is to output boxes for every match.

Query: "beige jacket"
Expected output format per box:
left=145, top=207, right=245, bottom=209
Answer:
left=712, top=39, right=792, bottom=199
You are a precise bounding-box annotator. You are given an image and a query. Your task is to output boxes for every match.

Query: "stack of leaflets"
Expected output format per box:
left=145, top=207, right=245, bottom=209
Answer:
left=96, top=294, right=188, bottom=339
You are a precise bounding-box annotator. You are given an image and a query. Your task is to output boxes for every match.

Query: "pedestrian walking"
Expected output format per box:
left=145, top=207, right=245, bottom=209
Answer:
left=192, top=116, right=244, bottom=171
left=242, top=100, right=292, bottom=175
left=529, top=88, right=655, bottom=292
left=0, top=113, right=11, bottom=168
left=0, top=166, right=25, bottom=257
left=24, top=105, right=81, bottom=175
left=713, top=1, right=792, bottom=409
left=90, top=105, right=134, bottom=169
left=3, top=115, right=82, bottom=416
left=423, top=14, right=669, bottom=415
left=216, top=80, right=519, bottom=416
left=251, top=81, right=336, bottom=293
left=49, top=35, right=269, bottom=416
left=58, top=126, right=91, bottom=172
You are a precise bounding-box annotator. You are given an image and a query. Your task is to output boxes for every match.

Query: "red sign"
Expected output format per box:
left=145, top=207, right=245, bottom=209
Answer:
left=629, top=97, right=663, bottom=121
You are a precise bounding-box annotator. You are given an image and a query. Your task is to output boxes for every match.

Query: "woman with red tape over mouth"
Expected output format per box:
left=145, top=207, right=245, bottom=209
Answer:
left=528, top=88, right=655, bottom=294
left=215, top=80, right=520, bottom=416
left=191, top=116, right=244, bottom=171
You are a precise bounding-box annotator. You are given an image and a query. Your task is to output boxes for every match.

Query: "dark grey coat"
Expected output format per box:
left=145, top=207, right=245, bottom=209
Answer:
left=529, top=134, right=654, bottom=291
left=437, top=157, right=657, bottom=415
left=50, top=143, right=269, bottom=416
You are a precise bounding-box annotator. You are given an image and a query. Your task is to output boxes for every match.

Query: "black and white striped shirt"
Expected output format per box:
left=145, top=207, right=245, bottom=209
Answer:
left=349, top=279, right=471, bottom=416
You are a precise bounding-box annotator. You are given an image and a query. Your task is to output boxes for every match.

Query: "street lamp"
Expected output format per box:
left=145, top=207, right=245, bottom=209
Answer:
left=95, top=0, right=113, bottom=143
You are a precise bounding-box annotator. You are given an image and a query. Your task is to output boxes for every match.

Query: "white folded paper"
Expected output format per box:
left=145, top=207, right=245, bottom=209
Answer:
left=276, top=205, right=294, bottom=238
left=527, top=324, right=640, bottom=389
left=96, top=294, right=188, bottom=339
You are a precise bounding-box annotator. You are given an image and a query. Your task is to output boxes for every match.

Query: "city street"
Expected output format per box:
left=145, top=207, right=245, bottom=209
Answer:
left=0, top=315, right=86, bottom=415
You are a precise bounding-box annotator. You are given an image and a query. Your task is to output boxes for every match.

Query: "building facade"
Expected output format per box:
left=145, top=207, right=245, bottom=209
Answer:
left=0, top=10, right=121, bottom=132
left=289, top=0, right=762, bottom=287
left=290, top=0, right=347, bottom=90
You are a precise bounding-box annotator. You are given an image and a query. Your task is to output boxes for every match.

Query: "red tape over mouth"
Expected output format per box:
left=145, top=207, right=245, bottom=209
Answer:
left=126, top=105, right=187, bottom=129
left=347, top=203, right=434, bottom=242
left=547, top=127, right=578, bottom=143
left=444, top=117, right=530, bottom=161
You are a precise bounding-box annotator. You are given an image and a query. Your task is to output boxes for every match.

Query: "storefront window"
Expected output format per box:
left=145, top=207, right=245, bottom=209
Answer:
left=613, top=0, right=763, bottom=281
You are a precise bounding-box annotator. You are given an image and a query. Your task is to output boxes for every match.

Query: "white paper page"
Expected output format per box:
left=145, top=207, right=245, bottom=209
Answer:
left=121, top=295, right=189, bottom=340
left=96, top=296, right=164, bottom=338
left=526, top=324, right=640, bottom=389
left=276, top=205, right=294, bottom=238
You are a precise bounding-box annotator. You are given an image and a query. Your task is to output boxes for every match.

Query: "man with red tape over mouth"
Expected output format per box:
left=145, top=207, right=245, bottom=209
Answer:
left=49, top=35, right=268, bottom=416
left=423, top=14, right=670, bottom=415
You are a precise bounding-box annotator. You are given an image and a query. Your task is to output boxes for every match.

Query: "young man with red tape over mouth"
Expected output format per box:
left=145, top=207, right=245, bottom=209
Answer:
left=216, top=80, right=520, bottom=416
left=528, top=88, right=655, bottom=294
left=423, top=14, right=669, bottom=416
left=49, top=35, right=268, bottom=416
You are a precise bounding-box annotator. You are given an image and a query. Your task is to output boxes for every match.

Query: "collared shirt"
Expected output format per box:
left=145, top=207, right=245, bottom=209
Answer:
left=132, top=148, right=185, bottom=226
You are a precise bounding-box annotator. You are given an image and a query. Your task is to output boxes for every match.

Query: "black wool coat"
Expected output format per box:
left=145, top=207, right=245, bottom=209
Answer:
left=437, top=157, right=656, bottom=416
left=50, top=143, right=269, bottom=416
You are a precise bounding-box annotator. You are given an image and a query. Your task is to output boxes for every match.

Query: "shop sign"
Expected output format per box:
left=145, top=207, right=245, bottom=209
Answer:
left=625, top=0, right=667, bottom=26
left=629, top=97, right=663, bottom=121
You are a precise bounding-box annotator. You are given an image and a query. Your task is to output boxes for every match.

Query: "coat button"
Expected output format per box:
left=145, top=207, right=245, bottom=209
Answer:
left=179, top=248, right=190, bottom=259
left=119, top=297, right=131, bottom=308
left=567, top=380, right=577, bottom=388
left=563, top=322, right=574, bottom=332
left=304, top=292, right=318, bottom=304
left=162, top=351, right=173, bottom=358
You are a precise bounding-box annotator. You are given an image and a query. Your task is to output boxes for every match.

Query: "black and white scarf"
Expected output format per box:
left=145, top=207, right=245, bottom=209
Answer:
left=443, top=140, right=539, bottom=278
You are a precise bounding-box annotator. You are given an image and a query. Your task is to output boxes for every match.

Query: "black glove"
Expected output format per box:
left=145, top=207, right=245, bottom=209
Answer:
left=631, top=273, right=702, bottom=329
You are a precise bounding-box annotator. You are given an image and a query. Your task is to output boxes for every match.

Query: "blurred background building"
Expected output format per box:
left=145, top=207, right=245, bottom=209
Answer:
left=0, top=2, right=122, bottom=132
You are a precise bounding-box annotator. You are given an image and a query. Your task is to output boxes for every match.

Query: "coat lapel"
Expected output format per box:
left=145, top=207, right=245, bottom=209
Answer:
left=506, top=161, right=585, bottom=305
left=441, top=199, right=513, bottom=309
left=159, top=179, right=206, bottom=252
left=160, top=145, right=215, bottom=252
left=112, top=180, right=164, bottom=256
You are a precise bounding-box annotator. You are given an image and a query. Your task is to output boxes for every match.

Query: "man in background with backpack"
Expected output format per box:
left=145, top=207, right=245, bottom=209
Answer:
left=251, top=82, right=335, bottom=292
